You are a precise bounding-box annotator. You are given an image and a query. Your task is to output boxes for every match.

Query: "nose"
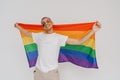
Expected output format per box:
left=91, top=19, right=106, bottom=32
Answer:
left=44, top=22, right=48, bottom=26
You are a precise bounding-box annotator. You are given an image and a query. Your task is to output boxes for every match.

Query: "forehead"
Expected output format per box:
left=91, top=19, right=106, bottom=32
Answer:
left=42, top=18, right=51, bottom=22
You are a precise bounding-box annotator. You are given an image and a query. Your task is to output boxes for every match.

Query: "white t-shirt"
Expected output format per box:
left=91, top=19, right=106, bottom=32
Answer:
left=32, top=32, right=68, bottom=72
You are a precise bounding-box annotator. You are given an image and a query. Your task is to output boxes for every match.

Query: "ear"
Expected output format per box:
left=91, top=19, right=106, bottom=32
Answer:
left=50, top=21, right=53, bottom=25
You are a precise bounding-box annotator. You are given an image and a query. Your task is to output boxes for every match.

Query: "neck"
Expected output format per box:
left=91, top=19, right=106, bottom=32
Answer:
left=45, top=28, right=54, bottom=34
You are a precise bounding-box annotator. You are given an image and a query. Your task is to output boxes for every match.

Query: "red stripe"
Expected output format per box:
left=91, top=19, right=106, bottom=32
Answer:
left=18, top=22, right=95, bottom=31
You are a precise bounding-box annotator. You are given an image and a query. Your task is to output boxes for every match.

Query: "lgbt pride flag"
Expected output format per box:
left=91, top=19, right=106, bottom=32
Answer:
left=18, top=22, right=98, bottom=69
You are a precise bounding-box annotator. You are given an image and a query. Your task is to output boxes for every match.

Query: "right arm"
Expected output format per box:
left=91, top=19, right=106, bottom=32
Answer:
left=14, top=23, right=32, bottom=37
left=66, top=21, right=101, bottom=45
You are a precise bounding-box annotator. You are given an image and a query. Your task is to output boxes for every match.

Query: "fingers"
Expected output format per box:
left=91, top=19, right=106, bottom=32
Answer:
left=96, top=21, right=101, bottom=28
left=14, top=23, right=18, bottom=28
left=92, top=21, right=102, bottom=32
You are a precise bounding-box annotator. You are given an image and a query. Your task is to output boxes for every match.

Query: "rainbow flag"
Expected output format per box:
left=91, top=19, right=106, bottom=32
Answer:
left=18, top=22, right=98, bottom=69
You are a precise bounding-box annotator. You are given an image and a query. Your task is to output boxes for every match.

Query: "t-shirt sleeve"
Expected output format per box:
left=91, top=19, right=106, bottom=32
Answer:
left=58, top=34, right=68, bottom=46
left=32, top=33, right=40, bottom=43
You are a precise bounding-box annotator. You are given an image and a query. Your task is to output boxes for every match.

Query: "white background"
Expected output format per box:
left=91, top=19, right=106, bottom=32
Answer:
left=0, top=0, right=120, bottom=80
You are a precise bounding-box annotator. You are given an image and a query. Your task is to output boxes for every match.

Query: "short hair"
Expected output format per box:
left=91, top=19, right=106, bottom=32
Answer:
left=41, top=17, right=53, bottom=26
left=41, top=17, right=51, bottom=21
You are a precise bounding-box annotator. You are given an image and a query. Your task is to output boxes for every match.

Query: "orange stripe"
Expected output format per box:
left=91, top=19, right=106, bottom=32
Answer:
left=21, top=30, right=95, bottom=40
left=55, top=31, right=95, bottom=40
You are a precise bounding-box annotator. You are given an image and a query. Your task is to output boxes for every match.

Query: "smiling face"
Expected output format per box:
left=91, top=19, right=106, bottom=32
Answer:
left=41, top=17, right=53, bottom=31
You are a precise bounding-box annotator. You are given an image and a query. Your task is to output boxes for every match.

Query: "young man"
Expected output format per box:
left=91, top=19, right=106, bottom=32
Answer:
left=15, top=17, right=101, bottom=80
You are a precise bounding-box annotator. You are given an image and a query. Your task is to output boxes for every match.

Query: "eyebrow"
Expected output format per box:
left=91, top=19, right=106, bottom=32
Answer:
left=42, top=19, right=51, bottom=23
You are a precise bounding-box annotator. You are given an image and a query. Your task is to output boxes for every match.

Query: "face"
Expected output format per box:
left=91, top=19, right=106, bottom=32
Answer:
left=41, top=17, right=53, bottom=31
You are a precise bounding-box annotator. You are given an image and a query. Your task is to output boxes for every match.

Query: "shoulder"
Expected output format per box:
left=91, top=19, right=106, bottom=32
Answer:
left=32, top=32, right=44, bottom=39
left=55, top=33, right=67, bottom=37
left=32, top=32, right=43, bottom=36
left=55, top=33, right=68, bottom=40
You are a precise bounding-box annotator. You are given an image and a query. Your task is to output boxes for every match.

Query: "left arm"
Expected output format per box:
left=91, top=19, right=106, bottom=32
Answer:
left=66, top=21, right=101, bottom=45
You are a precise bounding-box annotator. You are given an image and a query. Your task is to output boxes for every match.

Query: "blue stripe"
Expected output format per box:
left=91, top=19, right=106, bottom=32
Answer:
left=60, top=48, right=97, bottom=64
left=26, top=50, right=38, bottom=60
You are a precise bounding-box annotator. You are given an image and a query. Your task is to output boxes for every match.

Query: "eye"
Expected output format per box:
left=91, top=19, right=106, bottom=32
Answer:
left=42, top=22, right=45, bottom=26
left=46, top=20, right=51, bottom=23
left=46, top=21, right=49, bottom=23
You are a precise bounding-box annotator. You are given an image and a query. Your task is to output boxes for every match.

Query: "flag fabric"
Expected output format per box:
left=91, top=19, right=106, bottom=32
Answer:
left=18, top=22, right=98, bottom=69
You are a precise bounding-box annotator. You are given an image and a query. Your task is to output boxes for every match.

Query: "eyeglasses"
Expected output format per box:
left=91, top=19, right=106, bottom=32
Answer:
left=41, top=22, right=46, bottom=27
left=41, top=20, right=52, bottom=27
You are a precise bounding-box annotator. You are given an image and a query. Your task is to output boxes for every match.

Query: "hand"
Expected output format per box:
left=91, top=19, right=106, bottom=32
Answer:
left=14, top=23, right=19, bottom=28
left=92, top=21, right=101, bottom=32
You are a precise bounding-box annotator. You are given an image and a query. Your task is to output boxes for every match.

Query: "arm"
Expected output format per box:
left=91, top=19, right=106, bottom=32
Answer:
left=14, top=23, right=32, bottom=37
left=66, top=21, right=101, bottom=45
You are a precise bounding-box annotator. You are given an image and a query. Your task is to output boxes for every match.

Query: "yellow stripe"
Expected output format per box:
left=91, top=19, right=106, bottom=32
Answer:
left=55, top=31, right=95, bottom=49
left=20, top=30, right=95, bottom=47
left=82, top=38, right=95, bottom=49
left=20, top=32, right=34, bottom=45
left=22, top=37, right=34, bottom=45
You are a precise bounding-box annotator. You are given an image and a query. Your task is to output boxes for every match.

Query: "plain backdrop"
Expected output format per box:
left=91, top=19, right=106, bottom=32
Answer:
left=0, top=0, right=120, bottom=80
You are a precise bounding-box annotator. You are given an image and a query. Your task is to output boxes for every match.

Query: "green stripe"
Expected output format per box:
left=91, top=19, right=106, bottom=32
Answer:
left=61, top=44, right=96, bottom=58
left=24, top=43, right=38, bottom=53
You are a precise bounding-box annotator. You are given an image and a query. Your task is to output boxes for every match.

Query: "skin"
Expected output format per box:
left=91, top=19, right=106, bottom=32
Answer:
left=15, top=17, right=101, bottom=45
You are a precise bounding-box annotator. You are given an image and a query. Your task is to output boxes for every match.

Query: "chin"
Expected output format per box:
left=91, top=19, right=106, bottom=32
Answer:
left=44, top=27, right=51, bottom=30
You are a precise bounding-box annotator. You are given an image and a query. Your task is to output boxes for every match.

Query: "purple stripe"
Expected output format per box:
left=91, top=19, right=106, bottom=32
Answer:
left=28, top=58, right=37, bottom=67
left=58, top=54, right=98, bottom=68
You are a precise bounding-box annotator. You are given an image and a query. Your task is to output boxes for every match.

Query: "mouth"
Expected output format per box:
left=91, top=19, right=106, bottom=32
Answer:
left=43, top=24, right=52, bottom=30
left=44, top=24, right=50, bottom=28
